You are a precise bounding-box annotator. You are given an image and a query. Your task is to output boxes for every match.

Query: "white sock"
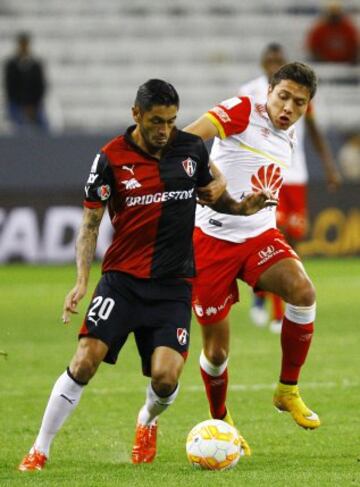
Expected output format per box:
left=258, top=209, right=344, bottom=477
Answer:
left=199, top=349, right=228, bottom=377
left=137, top=382, right=179, bottom=426
left=33, top=369, right=85, bottom=457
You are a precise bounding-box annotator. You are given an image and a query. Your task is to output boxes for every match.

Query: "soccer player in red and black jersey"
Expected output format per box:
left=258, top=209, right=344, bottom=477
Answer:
left=18, top=79, right=276, bottom=471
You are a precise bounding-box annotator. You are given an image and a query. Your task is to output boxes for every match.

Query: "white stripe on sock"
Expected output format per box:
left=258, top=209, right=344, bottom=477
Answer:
left=285, top=303, right=316, bottom=324
left=200, top=350, right=228, bottom=377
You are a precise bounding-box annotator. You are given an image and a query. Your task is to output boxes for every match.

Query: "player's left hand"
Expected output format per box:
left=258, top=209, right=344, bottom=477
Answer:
left=62, top=282, right=87, bottom=324
left=240, top=190, right=278, bottom=215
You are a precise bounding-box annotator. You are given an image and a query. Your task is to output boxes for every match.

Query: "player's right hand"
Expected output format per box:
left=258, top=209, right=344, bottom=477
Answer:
left=62, top=283, right=87, bottom=324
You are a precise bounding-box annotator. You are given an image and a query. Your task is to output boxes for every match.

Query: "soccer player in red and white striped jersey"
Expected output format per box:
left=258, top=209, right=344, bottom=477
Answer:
left=185, top=63, right=322, bottom=446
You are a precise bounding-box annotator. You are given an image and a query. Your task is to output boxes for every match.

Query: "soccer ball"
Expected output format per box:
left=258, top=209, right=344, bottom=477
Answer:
left=186, top=419, right=242, bottom=470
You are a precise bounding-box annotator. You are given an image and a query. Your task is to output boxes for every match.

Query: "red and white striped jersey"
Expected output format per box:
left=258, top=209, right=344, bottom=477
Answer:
left=195, top=95, right=296, bottom=242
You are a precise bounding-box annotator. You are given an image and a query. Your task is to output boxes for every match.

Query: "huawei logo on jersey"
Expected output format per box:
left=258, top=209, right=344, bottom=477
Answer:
left=251, top=163, right=283, bottom=196
left=182, top=157, right=197, bottom=177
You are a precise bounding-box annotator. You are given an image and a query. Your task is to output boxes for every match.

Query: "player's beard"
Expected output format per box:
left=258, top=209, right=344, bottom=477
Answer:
left=140, top=124, right=171, bottom=155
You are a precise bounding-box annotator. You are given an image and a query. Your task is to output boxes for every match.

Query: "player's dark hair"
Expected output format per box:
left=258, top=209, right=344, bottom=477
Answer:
left=262, top=42, right=284, bottom=57
left=135, top=79, right=179, bottom=112
left=17, top=31, right=31, bottom=43
left=270, top=62, right=317, bottom=99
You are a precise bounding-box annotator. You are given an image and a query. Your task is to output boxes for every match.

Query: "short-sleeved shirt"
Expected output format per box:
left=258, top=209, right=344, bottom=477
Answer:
left=195, top=96, right=296, bottom=243
left=84, top=126, right=212, bottom=278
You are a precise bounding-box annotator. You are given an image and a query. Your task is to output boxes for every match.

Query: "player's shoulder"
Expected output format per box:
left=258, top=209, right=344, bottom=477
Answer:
left=100, top=133, right=139, bottom=166
left=176, top=129, right=206, bottom=148
left=219, top=95, right=252, bottom=110
left=101, top=134, right=127, bottom=154
left=214, top=95, right=253, bottom=119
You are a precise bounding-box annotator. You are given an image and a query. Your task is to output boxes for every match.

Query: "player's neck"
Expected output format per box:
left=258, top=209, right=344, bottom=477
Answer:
left=131, top=127, right=162, bottom=159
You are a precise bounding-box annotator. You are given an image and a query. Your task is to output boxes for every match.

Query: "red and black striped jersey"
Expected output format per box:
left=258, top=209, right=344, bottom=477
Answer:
left=84, top=126, right=213, bottom=278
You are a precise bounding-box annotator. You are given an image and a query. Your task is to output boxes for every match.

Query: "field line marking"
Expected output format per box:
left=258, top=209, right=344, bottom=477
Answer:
left=88, top=379, right=357, bottom=395
left=3, top=379, right=357, bottom=396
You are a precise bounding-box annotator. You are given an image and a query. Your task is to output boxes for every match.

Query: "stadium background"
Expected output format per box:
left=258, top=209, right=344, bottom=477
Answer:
left=0, top=0, right=359, bottom=262
left=0, top=2, right=359, bottom=486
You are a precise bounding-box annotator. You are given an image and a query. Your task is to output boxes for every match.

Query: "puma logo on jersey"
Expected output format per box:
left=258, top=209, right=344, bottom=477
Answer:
left=122, top=164, right=135, bottom=175
left=122, top=178, right=142, bottom=190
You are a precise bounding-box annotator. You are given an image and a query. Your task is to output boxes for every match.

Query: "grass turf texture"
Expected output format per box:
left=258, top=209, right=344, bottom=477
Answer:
left=1, top=258, right=359, bottom=487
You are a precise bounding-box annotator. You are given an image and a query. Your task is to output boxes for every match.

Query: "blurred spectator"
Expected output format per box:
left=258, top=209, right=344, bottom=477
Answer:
left=3, top=32, right=48, bottom=131
left=306, top=1, right=359, bottom=64
left=338, top=133, right=360, bottom=181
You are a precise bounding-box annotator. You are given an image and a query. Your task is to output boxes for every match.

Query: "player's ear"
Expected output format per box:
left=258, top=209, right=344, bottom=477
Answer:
left=132, top=105, right=141, bottom=123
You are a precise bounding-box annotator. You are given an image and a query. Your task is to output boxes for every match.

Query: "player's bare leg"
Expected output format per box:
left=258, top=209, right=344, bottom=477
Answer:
left=257, top=257, right=320, bottom=429
left=269, top=293, right=284, bottom=334
left=19, top=337, right=108, bottom=471
left=132, top=346, right=184, bottom=464
left=200, top=318, right=251, bottom=456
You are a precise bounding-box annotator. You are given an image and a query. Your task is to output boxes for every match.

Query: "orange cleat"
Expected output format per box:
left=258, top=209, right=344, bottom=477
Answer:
left=18, top=449, right=47, bottom=471
left=131, top=422, right=158, bottom=464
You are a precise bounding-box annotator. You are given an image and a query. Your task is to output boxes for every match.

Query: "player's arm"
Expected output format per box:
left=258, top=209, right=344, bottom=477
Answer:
left=207, top=189, right=277, bottom=216
left=305, top=115, right=342, bottom=191
left=184, top=117, right=225, bottom=204
left=188, top=97, right=253, bottom=204
left=62, top=151, right=113, bottom=323
left=184, top=115, right=220, bottom=141
left=62, top=206, right=105, bottom=323
left=197, top=161, right=226, bottom=205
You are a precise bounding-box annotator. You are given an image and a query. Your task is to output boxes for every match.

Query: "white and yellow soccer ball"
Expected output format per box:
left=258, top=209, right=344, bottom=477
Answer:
left=186, top=419, right=242, bottom=470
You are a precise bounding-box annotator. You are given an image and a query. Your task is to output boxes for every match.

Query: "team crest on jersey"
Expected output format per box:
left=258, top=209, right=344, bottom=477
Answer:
left=177, top=328, right=189, bottom=346
left=251, top=163, right=283, bottom=196
left=97, top=184, right=111, bottom=201
left=182, top=157, right=196, bottom=177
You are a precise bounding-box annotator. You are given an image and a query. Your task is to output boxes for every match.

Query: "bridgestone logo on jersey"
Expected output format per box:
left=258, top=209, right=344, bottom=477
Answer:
left=125, top=188, right=195, bottom=207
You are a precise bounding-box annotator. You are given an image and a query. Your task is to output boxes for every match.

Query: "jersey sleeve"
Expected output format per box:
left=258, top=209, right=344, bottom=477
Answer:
left=196, top=139, right=213, bottom=187
left=83, top=152, right=114, bottom=208
left=205, top=96, right=251, bottom=139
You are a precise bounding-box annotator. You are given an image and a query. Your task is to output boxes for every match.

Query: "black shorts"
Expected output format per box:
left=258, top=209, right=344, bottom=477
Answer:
left=79, top=271, right=192, bottom=376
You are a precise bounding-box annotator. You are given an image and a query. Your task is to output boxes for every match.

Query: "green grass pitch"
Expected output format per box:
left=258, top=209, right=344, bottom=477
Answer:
left=1, top=258, right=359, bottom=487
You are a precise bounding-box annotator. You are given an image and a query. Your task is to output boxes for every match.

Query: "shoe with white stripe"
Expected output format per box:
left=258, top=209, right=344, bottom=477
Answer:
left=273, top=384, right=320, bottom=430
